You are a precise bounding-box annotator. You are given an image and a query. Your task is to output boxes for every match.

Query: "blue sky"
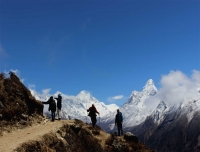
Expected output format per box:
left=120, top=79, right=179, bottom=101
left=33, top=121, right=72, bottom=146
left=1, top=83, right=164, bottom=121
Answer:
left=0, top=0, right=199, bottom=106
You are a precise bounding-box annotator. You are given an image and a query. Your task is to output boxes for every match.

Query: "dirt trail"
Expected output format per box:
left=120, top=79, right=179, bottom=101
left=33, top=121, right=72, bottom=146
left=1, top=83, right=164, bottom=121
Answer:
left=0, top=120, right=66, bottom=152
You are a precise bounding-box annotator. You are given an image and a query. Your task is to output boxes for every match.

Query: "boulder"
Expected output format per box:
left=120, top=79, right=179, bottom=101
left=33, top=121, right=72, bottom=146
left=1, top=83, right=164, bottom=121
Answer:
left=124, top=132, right=139, bottom=143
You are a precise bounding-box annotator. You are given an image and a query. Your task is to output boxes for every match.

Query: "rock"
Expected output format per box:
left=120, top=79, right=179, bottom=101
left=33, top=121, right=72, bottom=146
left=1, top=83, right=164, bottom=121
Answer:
left=21, top=114, right=28, bottom=120
left=124, top=132, right=139, bottom=143
left=19, top=120, right=27, bottom=125
left=112, top=139, right=124, bottom=150
left=0, top=101, right=5, bottom=108
left=70, top=125, right=81, bottom=134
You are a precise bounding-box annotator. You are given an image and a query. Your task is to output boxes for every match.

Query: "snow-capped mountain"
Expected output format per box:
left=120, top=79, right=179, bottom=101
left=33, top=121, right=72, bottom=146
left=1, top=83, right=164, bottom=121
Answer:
left=30, top=77, right=200, bottom=151
left=30, top=89, right=119, bottom=121
left=30, top=79, right=158, bottom=129
left=130, top=85, right=200, bottom=152
left=30, top=78, right=200, bottom=131
left=121, top=79, right=157, bottom=126
left=100, top=79, right=158, bottom=131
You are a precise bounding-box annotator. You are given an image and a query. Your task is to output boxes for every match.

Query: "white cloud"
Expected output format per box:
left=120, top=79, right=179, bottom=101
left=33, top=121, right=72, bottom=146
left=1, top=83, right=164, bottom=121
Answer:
left=158, top=70, right=200, bottom=105
left=3, top=69, right=21, bottom=78
left=144, top=70, right=200, bottom=109
left=144, top=96, right=161, bottom=110
left=28, top=84, right=36, bottom=90
left=108, top=95, right=124, bottom=102
left=10, top=69, right=21, bottom=76
left=42, top=88, right=51, bottom=95
left=191, top=70, right=200, bottom=83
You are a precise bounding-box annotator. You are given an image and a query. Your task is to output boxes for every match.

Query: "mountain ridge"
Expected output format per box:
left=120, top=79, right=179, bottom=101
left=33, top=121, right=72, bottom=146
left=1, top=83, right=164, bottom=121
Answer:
left=0, top=72, right=154, bottom=152
left=29, top=76, right=200, bottom=151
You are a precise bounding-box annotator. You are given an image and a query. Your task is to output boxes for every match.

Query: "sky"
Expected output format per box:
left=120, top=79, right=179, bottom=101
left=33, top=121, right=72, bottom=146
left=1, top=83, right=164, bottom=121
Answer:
left=0, top=0, right=199, bottom=106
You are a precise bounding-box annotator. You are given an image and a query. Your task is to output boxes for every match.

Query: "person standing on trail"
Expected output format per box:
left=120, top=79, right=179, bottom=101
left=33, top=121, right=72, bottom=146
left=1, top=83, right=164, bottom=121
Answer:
left=87, top=104, right=99, bottom=127
left=54, top=94, right=62, bottom=120
left=42, top=96, right=56, bottom=121
left=115, top=109, right=123, bottom=136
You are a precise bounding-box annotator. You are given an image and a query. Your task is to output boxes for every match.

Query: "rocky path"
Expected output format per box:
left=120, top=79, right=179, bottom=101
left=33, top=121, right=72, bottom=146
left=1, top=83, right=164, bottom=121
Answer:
left=0, top=120, right=65, bottom=152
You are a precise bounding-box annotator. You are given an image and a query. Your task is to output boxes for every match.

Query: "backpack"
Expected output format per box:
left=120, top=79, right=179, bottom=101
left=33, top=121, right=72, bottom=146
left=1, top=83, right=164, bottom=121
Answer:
left=117, top=112, right=123, bottom=122
left=88, top=107, right=97, bottom=117
left=49, top=99, right=56, bottom=112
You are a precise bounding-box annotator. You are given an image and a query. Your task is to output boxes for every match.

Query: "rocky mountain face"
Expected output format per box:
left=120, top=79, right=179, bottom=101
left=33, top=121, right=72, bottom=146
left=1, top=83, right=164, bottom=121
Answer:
left=131, top=99, right=200, bottom=152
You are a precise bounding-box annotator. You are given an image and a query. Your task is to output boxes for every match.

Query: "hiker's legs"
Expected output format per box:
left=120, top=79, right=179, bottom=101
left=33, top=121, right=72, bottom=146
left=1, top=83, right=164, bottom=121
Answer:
left=57, top=108, right=61, bottom=120
left=117, top=122, right=123, bottom=135
left=91, top=116, right=97, bottom=127
left=120, top=125, right=123, bottom=135
left=117, top=124, right=120, bottom=135
left=51, top=111, right=55, bottom=121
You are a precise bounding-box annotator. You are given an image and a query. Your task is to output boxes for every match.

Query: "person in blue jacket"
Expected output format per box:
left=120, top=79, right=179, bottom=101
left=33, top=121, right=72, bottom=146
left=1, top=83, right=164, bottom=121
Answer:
left=115, top=109, right=123, bottom=136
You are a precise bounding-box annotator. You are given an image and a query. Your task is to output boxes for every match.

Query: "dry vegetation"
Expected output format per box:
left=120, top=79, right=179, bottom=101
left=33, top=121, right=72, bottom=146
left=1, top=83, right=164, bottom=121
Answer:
left=15, top=119, right=155, bottom=152
left=0, top=72, right=154, bottom=152
left=0, top=72, right=44, bottom=135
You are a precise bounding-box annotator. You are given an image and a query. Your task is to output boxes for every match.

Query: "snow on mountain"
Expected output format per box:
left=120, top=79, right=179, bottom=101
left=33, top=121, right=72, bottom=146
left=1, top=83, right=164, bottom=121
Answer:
left=120, top=79, right=158, bottom=127
left=30, top=79, right=159, bottom=130
left=106, top=104, right=119, bottom=112
left=30, top=89, right=119, bottom=121
left=30, top=77, right=200, bottom=136
left=30, top=89, right=50, bottom=101
left=99, top=79, right=158, bottom=131
left=148, top=85, right=200, bottom=126
left=130, top=85, right=200, bottom=152
left=150, top=100, right=169, bottom=125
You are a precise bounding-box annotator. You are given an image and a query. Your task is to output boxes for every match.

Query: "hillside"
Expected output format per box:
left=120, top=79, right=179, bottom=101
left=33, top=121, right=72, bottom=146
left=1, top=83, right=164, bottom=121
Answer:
left=0, top=119, right=154, bottom=152
left=0, top=72, right=44, bottom=134
left=0, top=72, right=154, bottom=152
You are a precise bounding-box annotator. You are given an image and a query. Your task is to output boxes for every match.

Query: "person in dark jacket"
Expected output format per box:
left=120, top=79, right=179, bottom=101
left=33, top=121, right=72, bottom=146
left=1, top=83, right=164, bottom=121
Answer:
left=42, top=96, right=56, bottom=121
left=115, top=109, right=123, bottom=136
left=87, top=104, right=99, bottom=127
left=54, top=94, right=62, bottom=120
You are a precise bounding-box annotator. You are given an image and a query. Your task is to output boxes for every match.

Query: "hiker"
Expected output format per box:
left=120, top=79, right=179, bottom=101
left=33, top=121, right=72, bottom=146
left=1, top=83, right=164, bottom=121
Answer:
left=54, top=94, right=62, bottom=120
left=87, top=104, right=99, bottom=127
left=42, top=96, right=56, bottom=121
left=115, top=109, right=123, bottom=136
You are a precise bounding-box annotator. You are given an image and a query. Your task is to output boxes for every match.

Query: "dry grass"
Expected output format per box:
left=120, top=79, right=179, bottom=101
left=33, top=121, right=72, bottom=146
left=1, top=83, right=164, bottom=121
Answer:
left=0, top=72, right=154, bottom=152
left=0, top=72, right=45, bottom=135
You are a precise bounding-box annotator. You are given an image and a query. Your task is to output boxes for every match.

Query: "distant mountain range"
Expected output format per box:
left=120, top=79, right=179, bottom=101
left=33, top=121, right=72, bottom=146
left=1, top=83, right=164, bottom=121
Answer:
left=30, top=79, right=200, bottom=152
left=30, top=89, right=119, bottom=121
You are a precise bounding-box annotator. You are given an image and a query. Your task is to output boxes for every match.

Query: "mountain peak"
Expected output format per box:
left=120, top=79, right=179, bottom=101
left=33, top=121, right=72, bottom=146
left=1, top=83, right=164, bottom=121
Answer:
left=77, top=90, right=91, bottom=96
left=76, top=90, right=95, bottom=101
left=144, top=79, right=154, bottom=87
left=142, top=79, right=157, bottom=95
